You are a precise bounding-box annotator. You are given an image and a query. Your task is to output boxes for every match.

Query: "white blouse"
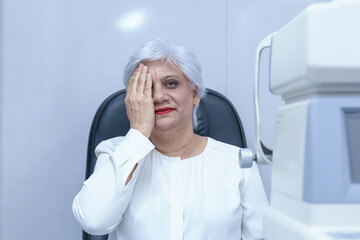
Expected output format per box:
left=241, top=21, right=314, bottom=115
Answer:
left=73, top=129, right=269, bottom=240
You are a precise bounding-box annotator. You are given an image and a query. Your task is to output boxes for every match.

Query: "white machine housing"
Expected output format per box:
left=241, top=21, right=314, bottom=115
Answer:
left=270, top=0, right=360, bottom=101
left=255, top=0, right=360, bottom=239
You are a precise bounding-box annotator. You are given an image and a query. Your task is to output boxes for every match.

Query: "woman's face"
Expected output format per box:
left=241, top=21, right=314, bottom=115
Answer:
left=144, top=60, right=199, bottom=133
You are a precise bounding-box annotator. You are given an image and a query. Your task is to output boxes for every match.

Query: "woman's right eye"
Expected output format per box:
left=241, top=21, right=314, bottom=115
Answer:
left=164, top=80, right=179, bottom=89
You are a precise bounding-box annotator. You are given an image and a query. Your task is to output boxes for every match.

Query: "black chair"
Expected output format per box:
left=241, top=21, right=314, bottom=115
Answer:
left=83, top=88, right=247, bottom=240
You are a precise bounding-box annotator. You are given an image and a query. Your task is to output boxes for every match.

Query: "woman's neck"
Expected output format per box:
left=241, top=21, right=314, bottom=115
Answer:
left=150, top=125, right=205, bottom=159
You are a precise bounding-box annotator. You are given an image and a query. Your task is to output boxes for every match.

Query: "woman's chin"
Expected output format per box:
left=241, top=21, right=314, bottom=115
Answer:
left=153, top=121, right=175, bottom=132
left=152, top=116, right=192, bottom=133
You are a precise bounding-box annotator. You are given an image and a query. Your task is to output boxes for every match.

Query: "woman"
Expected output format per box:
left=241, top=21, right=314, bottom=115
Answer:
left=73, top=39, right=268, bottom=240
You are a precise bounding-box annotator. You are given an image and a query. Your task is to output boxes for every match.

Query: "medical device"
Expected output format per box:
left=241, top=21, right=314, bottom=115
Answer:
left=238, top=0, right=360, bottom=239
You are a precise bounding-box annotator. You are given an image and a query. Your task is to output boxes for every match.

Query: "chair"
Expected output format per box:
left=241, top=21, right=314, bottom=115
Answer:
left=83, top=88, right=247, bottom=240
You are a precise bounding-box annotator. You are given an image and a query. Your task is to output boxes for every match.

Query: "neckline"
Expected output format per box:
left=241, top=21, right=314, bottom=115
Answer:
left=154, top=137, right=211, bottom=161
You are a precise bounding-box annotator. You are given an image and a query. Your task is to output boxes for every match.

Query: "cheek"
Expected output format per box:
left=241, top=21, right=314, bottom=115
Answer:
left=170, top=87, right=195, bottom=108
left=180, top=94, right=195, bottom=110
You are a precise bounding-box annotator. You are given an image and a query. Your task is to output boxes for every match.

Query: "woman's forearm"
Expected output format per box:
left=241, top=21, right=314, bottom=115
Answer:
left=72, top=129, right=154, bottom=235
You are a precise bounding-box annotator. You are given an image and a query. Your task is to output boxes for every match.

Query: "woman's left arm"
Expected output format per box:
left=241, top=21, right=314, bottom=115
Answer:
left=240, top=162, right=269, bottom=240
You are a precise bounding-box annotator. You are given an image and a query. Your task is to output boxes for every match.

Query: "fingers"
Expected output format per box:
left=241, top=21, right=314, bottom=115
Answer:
left=127, top=63, right=150, bottom=98
left=127, top=63, right=143, bottom=96
left=137, top=64, right=148, bottom=93
left=144, top=73, right=152, bottom=98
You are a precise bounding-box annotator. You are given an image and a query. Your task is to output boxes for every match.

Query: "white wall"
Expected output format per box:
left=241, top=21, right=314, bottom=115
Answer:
left=0, top=0, right=328, bottom=239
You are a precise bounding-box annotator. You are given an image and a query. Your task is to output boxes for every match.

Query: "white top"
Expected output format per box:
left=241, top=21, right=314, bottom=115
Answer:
left=73, top=129, right=269, bottom=240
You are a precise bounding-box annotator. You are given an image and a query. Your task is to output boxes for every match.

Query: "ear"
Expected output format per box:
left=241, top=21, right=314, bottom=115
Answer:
left=193, top=87, right=200, bottom=106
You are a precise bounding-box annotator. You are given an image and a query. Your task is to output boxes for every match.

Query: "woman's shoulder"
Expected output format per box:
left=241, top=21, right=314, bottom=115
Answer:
left=205, top=137, right=241, bottom=162
left=207, top=137, right=240, bottom=152
left=94, top=136, right=125, bottom=157
left=94, top=129, right=155, bottom=157
left=206, top=138, right=260, bottom=178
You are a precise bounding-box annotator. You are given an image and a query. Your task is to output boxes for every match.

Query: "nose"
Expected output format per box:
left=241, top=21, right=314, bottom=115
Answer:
left=152, top=84, right=165, bottom=104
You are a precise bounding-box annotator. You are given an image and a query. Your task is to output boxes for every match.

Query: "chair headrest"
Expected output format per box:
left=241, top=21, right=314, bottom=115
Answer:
left=86, top=88, right=246, bottom=179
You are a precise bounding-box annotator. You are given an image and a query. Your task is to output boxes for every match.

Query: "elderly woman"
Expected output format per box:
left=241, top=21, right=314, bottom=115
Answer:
left=72, top=39, right=268, bottom=240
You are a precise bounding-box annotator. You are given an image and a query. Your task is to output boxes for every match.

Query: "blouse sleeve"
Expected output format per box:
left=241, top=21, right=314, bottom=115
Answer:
left=240, top=162, right=269, bottom=240
left=72, top=128, right=155, bottom=235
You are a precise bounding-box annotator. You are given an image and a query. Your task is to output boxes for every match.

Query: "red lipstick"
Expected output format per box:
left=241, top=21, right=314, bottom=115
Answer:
left=155, top=107, right=174, bottom=115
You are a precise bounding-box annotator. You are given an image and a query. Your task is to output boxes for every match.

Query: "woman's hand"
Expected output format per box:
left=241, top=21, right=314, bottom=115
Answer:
left=125, top=63, right=154, bottom=138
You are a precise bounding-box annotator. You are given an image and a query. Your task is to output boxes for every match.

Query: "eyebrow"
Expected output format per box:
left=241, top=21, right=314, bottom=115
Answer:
left=161, top=75, right=181, bottom=81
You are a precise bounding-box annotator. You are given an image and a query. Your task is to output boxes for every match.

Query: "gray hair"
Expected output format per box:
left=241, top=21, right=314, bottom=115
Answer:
left=123, top=38, right=206, bottom=128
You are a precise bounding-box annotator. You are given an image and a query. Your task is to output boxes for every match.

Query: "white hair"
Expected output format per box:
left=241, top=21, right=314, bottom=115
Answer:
left=123, top=38, right=206, bottom=128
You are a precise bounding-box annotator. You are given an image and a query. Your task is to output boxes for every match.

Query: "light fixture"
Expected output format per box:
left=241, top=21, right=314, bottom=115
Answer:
left=116, top=9, right=146, bottom=31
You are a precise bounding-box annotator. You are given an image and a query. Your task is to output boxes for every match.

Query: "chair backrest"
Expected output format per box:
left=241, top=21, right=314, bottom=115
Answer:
left=83, top=88, right=247, bottom=240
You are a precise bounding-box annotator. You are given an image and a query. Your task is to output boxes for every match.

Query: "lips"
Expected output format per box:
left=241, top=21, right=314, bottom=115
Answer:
left=155, top=107, right=174, bottom=115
